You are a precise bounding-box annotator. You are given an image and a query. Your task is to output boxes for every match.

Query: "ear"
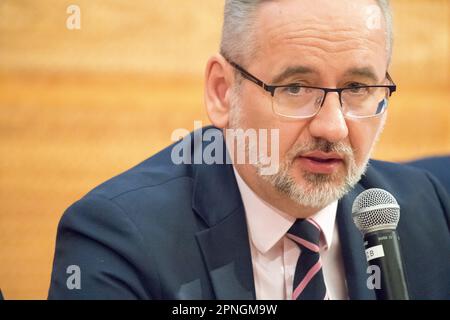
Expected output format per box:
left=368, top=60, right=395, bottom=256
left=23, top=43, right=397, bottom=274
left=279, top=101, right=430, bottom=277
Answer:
left=204, top=53, right=235, bottom=129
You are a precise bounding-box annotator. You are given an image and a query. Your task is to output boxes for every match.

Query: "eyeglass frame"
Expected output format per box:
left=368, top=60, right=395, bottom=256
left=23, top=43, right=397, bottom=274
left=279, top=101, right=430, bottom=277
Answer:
left=225, top=58, right=397, bottom=119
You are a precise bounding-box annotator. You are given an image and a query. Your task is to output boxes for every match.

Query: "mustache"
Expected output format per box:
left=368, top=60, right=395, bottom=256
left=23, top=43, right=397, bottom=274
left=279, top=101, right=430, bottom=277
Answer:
left=287, top=138, right=354, bottom=162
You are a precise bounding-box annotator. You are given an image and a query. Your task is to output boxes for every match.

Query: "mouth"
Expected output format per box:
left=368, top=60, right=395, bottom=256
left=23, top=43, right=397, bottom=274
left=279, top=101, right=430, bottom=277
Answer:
left=295, top=152, right=345, bottom=174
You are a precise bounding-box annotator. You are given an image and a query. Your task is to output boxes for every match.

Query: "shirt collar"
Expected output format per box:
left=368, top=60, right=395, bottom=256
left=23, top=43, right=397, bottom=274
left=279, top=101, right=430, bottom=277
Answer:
left=233, top=167, right=337, bottom=254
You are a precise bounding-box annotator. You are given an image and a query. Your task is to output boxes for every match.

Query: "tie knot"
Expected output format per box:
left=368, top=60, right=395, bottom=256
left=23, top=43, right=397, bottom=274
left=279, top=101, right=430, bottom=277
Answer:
left=287, top=218, right=321, bottom=253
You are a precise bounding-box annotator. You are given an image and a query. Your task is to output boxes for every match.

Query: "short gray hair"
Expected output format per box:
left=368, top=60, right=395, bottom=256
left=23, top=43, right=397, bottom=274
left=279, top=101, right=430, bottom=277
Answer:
left=220, top=0, right=393, bottom=65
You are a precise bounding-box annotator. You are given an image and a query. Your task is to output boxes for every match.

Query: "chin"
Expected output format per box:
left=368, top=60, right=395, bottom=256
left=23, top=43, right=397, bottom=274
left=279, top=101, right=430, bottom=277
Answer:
left=293, top=164, right=347, bottom=186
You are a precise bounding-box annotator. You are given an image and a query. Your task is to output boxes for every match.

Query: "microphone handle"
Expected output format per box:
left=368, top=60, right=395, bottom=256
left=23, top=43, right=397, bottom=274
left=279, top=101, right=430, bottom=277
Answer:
left=364, top=230, right=410, bottom=300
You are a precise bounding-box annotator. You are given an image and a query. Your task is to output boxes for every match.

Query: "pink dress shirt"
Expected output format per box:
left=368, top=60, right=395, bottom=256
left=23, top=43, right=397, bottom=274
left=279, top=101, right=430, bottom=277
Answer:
left=233, top=168, right=349, bottom=300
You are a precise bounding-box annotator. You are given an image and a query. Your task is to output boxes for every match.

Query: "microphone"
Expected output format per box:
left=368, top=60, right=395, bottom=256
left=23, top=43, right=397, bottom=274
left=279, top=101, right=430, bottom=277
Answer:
left=352, top=188, right=410, bottom=300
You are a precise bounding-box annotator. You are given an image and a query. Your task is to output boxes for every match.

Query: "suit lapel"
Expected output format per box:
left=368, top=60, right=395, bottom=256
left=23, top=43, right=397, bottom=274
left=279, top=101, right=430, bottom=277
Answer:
left=337, top=183, right=376, bottom=300
left=191, top=127, right=256, bottom=299
left=195, top=205, right=256, bottom=299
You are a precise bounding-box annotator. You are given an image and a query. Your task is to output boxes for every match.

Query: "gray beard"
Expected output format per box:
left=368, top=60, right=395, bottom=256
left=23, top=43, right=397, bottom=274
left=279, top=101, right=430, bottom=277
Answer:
left=255, top=142, right=368, bottom=208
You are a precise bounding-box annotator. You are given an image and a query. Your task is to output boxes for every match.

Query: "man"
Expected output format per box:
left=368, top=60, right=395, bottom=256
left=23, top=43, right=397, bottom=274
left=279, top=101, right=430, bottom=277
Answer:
left=48, top=0, right=450, bottom=299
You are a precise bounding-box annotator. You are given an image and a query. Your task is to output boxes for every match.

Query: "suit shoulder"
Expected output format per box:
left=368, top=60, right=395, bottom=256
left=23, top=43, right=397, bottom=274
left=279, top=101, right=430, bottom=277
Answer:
left=364, top=159, right=449, bottom=206
left=368, top=159, right=429, bottom=180
left=84, top=142, right=194, bottom=202
left=362, top=159, right=432, bottom=196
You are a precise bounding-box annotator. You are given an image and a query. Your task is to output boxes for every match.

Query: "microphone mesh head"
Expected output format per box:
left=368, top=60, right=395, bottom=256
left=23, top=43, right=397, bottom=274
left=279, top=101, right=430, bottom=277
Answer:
left=352, top=188, right=400, bottom=234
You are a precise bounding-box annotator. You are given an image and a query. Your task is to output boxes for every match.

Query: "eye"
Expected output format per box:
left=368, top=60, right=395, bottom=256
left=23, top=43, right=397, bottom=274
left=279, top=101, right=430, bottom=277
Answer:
left=347, top=82, right=365, bottom=88
left=347, top=81, right=366, bottom=87
left=281, top=85, right=309, bottom=95
left=287, top=86, right=301, bottom=94
left=346, top=83, right=369, bottom=94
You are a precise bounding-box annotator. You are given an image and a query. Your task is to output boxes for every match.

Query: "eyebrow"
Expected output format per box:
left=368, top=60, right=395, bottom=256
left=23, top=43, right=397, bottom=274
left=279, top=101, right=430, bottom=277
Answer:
left=270, top=65, right=381, bottom=85
left=343, top=67, right=379, bottom=82
left=271, top=66, right=315, bottom=84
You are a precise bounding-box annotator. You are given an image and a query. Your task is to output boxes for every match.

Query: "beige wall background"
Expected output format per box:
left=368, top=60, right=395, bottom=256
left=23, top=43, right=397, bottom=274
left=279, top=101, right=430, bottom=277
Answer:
left=0, top=0, right=449, bottom=299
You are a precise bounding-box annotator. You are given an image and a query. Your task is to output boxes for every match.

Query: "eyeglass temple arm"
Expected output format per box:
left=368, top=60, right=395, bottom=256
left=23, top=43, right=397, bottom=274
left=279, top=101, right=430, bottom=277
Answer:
left=230, top=62, right=265, bottom=87
left=223, top=57, right=274, bottom=92
left=386, top=72, right=396, bottom=95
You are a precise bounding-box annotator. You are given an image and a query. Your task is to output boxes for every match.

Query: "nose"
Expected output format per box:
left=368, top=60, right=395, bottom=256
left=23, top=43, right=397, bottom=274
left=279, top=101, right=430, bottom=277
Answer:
left=308, top=91, right=348, bottom=143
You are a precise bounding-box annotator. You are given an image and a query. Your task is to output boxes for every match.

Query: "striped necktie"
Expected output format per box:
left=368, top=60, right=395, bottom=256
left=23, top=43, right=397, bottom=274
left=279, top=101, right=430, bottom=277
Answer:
left=287, top=218, right=327, bottom=300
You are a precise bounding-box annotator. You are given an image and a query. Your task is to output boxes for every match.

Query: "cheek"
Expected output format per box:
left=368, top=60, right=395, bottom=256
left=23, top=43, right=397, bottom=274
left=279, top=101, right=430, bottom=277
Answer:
left=277, top=123, right=306, bottom=157
left=239, top=86, right=273, bottom=128
left=240, top=82, right=305, bottom=129
left=347, top=117, right=384, bottom=165
left=240, top=88, right=309, bottom=155
left=269, top=120, right=313, bottom=169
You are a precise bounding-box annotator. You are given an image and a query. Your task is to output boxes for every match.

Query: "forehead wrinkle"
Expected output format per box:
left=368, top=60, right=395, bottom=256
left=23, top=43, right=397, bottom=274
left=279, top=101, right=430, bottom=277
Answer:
left=268, top=23, right=362, bottom=42
left=267, top=26, right=382, bottom=52
left=278, top=38, right=382, bottom=55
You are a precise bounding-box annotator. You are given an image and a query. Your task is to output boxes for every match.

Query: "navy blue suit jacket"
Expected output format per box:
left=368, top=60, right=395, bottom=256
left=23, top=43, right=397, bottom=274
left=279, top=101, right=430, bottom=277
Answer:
left=406, top=156, right=450, bottom=195
left=48, top=127, right=450, bottom=299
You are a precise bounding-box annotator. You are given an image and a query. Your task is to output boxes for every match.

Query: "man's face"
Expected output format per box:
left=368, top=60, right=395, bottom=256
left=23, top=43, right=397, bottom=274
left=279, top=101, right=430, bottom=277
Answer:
left=228, top=0, right=389, bottom=211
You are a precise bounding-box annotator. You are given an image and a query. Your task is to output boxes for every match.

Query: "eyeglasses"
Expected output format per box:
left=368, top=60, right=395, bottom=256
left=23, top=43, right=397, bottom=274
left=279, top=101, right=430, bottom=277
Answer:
left=226, top=59, right=397, bottom=119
